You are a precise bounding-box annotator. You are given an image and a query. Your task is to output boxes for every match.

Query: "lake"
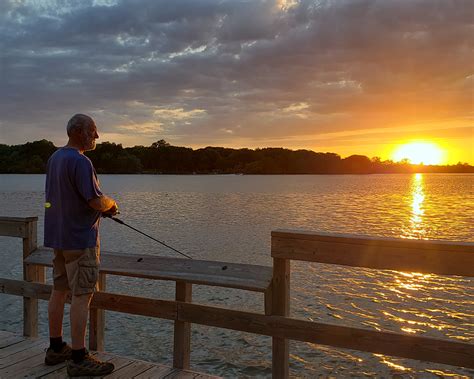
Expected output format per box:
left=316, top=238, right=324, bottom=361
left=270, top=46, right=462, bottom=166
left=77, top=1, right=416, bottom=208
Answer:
left=0, top=174, right=473, bottom=378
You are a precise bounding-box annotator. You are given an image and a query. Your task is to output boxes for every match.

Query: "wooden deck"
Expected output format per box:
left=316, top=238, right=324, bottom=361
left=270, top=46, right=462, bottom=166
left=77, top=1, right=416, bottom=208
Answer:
left=0, top=331, right=220, bottom=379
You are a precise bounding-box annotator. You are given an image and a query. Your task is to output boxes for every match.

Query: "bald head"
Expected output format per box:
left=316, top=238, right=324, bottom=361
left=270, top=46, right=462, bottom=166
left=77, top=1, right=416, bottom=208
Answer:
left=67, top=114, right=95, bottom=137
left=66, top=114, right=99, bottom=152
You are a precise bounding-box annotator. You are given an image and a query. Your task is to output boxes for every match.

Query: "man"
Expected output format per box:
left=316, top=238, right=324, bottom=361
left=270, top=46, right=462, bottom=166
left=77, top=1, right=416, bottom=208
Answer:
left=44, top=114, right=118, bottom=377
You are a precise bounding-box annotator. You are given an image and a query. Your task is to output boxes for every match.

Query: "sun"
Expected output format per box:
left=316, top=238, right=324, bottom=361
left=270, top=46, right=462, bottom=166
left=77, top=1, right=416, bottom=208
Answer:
left=393, top=142, right=444, bottom=165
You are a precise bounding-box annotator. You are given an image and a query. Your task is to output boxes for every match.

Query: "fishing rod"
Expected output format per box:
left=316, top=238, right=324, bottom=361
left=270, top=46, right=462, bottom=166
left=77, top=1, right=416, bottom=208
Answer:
left=105, top=215, right=193, bottom=260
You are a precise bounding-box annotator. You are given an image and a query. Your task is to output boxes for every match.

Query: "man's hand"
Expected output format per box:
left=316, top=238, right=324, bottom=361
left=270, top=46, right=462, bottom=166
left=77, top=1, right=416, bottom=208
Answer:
left=102, top=203, right=119, bottom=217
left=88, top=195, right=118, bottom=214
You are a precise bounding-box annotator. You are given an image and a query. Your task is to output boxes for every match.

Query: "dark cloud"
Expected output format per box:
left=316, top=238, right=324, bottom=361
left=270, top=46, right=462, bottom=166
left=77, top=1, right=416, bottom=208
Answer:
left=1, top=0, right=472, bottom=161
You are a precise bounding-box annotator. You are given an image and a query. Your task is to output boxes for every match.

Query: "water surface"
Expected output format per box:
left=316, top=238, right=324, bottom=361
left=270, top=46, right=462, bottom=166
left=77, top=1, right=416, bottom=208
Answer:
left=0, top=174, right=472, bottom=378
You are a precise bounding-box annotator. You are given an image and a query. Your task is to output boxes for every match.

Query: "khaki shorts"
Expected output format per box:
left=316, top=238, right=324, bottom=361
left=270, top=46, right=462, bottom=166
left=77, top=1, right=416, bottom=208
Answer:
left=53, top=246, right=100, bottom=296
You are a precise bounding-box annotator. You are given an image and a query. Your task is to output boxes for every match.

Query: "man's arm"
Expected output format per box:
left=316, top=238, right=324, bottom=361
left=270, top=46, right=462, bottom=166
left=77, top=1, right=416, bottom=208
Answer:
left=88, top=195, right=117, bottom=214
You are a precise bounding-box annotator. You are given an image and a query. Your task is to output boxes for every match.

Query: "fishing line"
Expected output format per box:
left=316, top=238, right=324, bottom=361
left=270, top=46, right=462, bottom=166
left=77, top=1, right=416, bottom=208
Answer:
left=105, top=216, right=193, bottom=260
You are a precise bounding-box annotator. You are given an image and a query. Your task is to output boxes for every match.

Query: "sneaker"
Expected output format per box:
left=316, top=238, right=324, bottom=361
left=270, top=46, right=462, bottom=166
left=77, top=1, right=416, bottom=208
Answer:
left=44, top=342, right=72, bottom=365
left=66, top=353, right=115, bottom=377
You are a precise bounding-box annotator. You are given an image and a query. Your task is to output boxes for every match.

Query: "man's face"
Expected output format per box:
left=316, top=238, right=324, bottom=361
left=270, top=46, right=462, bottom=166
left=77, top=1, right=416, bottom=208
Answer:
left=81, top=122, right=99, bottom=151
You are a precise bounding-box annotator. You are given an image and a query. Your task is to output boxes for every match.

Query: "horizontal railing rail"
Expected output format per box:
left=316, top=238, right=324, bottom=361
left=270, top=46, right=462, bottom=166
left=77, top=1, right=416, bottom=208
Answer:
left=271, top=229, right=474, bottom=276
left=1, top=217, right=473, bottom=378
left=0, top=216, right=38, bottom=238
left=24, top=246, right=274, bottom=293
left=1, top=277, right=472, bottom=370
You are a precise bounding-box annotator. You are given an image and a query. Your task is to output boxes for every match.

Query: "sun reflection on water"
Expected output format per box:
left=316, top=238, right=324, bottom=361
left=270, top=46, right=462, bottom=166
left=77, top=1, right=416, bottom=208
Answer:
left=409, top=173, right=425, bottom=237
left=426, top=369, right=471, bottom=378
left=382, top=271, right=456, bottom=336
left=374, top=354, right=411, bottom=371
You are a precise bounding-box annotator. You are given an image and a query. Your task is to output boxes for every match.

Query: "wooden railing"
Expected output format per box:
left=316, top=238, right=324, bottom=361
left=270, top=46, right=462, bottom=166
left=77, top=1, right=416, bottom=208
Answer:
left=1, top=217, right=473, bottom=378
left=0, top=217, right=42, bottom=337
left=270, top=229, right=474, bottom=376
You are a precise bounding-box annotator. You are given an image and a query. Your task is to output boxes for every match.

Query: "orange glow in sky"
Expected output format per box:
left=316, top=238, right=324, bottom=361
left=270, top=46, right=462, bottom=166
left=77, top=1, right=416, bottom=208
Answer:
left=392, top=142, right=445, bottom=165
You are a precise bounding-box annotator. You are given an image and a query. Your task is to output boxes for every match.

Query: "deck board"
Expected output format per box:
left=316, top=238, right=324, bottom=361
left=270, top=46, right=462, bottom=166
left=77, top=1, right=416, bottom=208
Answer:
left=0, top=331, right=220, bottom=379
left=104, top=360, right=157, bottom=378
left=0, top=338, right=45, bottom=359
left=0, top=334, right=27, bottom=349
left=0, top=351, right=46, bottom=378
left=0, top=340, right=48, bottom=368
left=19, top=357, right=68, bottom=379
left=133, top=364, right=174, bottom=378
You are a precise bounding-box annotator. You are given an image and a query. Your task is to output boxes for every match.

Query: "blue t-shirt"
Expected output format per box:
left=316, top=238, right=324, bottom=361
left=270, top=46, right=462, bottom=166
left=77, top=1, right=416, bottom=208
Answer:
left=44, top=147, right=103, bottom=249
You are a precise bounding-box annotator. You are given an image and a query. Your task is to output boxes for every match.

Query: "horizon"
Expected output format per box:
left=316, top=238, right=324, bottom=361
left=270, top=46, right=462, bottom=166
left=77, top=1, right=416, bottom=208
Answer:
left=1, top=1, right=473, bottom=165
left=6, top=138, right=474, bottom=167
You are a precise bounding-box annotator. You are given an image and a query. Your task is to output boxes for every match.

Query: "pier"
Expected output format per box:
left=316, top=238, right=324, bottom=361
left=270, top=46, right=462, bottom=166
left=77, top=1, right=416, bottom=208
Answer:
left=0, top=216, right=473, bottom=378
left=0, top=330, right=218, bottom=378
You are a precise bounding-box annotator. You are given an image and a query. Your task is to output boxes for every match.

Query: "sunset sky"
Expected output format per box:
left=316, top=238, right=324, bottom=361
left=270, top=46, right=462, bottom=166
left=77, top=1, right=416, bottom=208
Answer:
left=1, top=0, right=473, bottom=164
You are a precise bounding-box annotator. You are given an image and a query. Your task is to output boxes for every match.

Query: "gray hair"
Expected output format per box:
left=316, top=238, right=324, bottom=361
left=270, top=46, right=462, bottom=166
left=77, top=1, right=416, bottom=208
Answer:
left=66, top=114, right=95, bottom=136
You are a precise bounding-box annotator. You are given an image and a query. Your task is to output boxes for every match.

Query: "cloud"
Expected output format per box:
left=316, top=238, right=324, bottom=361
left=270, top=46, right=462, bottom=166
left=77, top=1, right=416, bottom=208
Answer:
left=282, top=102, right=309, bottom=113
left=153, top=107, right=206, bottom=120
left=118, top=121, right=163, bottom=135
left=0, top=0, right=472, bottom=161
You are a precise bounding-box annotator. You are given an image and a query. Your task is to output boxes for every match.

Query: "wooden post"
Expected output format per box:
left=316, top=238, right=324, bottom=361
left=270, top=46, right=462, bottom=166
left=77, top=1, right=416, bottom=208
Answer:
left=173, top=281, right=192, bottom=369
left=271, top=257, right=290, bottom=379
left=89, top=273, right=106, bottom=351
left=264, top=286, right=273, bottom=316
left=22, top=218, right=43, bottom=337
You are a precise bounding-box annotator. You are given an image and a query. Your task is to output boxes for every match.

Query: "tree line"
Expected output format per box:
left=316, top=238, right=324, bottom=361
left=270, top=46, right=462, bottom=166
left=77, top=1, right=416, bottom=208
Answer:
left=0, top=139, right=472, bottom=174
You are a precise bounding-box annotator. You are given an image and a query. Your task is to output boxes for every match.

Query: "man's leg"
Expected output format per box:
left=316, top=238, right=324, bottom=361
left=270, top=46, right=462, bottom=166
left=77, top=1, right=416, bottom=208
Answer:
left=65, top=246, right=114, bottom=376
left=45, top=251, right=73, bottom=365
left=70, top=293, right=93, bottom=350
left=48, top=289, right=68, bottom=338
